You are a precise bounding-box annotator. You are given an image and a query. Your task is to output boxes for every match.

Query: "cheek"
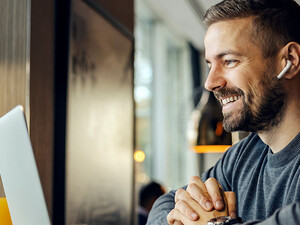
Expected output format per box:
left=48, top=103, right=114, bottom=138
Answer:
left=227, top=68, right=263, bottom=106
left=226, top=69, right=253, bottom=92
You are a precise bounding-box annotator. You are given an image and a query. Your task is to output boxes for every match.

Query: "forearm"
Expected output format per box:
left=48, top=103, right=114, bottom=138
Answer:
left=235, top=203, right=300, bottom=225
left=147, top=195, right=300, bottom=225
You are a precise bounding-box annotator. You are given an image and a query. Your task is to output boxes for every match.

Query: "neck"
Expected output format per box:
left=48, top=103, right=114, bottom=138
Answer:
left=258, top=92, right=300, bottom=153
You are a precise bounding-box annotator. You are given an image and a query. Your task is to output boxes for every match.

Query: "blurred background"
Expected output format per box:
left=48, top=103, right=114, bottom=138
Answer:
left=134, top=0, right=227, bottom=189
left=1, top=0, right=298, bottom=224
left=134, top=1, right=231, bottom=224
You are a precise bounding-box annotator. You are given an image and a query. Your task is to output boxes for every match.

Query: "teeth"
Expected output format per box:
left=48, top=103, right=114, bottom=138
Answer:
left=222, top=95, right=241, bottom=105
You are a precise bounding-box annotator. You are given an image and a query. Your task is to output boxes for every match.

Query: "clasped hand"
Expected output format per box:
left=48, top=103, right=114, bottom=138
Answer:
left=167, top=176, right=237, bottom=225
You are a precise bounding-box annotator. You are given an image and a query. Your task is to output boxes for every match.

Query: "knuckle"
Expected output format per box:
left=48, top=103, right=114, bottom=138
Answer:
left=205, top=177, right=218, bottom=184
left=188, top=184, right=208, bottom=200
left=186, top=183, right=194, bottom=193
left=168, top=209, right=175, bottom=215
left=186, top=183, right=201, bottom=197
left=175, top=189, right=185, bottom=200
left=167, top=209, right=175, bottom=220
left=175, top=199, right=184, bottom=208
left=190, top=176, right=201, bottom=183
left=197, top=191, right=210, bottom=203
left=205, top=178, right=224, bottom=200
left=176, top=201, right=192, bottom=216
left=176, top=188, right=185, bottom=195
left=213, top=193, right=224, bottom=203
left=187, top=182, right=198, bottom=190
left=175, top=189, right=186, bottom=203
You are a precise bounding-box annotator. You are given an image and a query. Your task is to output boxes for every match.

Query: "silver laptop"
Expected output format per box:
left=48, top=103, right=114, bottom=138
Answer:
left=0, top=105, right=51, bottom=225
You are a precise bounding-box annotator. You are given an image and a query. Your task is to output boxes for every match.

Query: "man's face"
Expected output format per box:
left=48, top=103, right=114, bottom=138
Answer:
left=204, top=18, right=286, bottom=132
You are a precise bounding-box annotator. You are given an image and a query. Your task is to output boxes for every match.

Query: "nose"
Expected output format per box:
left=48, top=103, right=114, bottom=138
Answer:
left=204, top=67, right=226, bottom=91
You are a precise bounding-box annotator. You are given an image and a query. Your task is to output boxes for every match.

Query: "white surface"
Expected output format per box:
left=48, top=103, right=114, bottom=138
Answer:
left=0, top=106, right=51, bottom=225
left=143, top=0, right=206, bottom=49
left=140, top=0, right=300, bottom=50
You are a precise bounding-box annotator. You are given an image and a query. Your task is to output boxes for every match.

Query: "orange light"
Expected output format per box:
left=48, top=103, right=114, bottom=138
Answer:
left=192, top=145, right=231, bottom=153
left=134, top=150, right=146, bottom=162
left=215, top=122, right=223, bottom=136
left=0, top=198, right=13, bottom=225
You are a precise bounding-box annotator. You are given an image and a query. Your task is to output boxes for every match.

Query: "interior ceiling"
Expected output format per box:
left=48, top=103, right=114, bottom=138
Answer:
left=143, top=0, right=300, bottom=50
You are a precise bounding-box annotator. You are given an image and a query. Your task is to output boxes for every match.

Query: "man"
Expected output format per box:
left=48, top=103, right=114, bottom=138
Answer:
left=147, top=0, right=300, bottom=224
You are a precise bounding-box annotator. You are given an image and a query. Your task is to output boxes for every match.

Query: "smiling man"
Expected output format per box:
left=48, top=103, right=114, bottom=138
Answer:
left=205, top=17, right=288, bottom=137
left=146, top=0, right=300, bottom=225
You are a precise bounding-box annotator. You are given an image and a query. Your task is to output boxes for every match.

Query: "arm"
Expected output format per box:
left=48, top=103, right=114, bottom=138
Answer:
left=146, top=178, right=236, bottom=225
left=235, top=202, right=300, bottom=225
left=167, top=200, right=300, bottom=225
left=167, top=182, right=229, bottom=225
left=147, top=143, right=240, bottom=225
left=146, top=190, right=177, bottom=225
left=147, top=178, right=236, bottom=225
left=147, top=134, right=258, bottom=224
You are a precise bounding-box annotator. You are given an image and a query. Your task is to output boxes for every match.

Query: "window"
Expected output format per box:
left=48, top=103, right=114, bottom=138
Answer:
left=134, top=1, right=198, bottom=191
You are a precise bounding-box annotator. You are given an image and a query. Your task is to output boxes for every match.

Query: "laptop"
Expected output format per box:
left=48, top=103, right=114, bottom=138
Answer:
left=0, top=105, right=51, bottom=225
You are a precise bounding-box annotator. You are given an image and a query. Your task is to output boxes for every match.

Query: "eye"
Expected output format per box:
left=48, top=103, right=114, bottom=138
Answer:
left=224, top=59, right=239, bottom=68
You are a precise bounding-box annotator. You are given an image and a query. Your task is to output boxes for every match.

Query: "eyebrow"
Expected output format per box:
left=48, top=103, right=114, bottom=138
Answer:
left=206, top=50, right=243, bottom=63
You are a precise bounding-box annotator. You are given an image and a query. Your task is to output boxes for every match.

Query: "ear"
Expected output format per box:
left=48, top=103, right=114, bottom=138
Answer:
left=281, top=42, right=300, bottom=80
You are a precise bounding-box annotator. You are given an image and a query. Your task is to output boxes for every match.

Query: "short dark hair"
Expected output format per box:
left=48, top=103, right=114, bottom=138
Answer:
left=204, top=0, right=300, bottom=57
left=139, top=182, right=165, bottom=208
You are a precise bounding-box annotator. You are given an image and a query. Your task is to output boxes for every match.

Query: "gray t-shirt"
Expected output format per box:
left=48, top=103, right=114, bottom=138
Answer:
left=147, top=132, right=300, bottom=225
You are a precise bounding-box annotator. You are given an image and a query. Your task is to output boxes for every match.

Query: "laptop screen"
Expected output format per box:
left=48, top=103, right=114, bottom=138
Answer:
left=0, top=106, right=51, bottom=225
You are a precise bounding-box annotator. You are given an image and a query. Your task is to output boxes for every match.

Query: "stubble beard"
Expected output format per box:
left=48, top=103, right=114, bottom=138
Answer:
left=217, top=69, right=287, bottom=133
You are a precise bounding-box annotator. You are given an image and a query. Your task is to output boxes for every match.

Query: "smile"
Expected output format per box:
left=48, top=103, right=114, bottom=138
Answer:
left=221, top=95, right=241, bottom=105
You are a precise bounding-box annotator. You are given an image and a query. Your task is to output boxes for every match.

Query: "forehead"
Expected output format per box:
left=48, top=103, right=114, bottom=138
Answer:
left=204, top=18, right=259, bottom=59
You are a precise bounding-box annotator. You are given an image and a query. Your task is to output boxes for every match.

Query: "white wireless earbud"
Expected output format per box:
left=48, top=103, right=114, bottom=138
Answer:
left=277, top=60, right=292, bottom=79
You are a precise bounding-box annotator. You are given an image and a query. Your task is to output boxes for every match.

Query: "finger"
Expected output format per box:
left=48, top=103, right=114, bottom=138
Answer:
left=167, top=209, right=194, bottom=225
left=167, top=209, right=184, bottom=225
left=175, top=188, right=189, bottom=203
left=186, top=176, right=214, bottom=211
left=175, top=199, right=199, bottom=220
left=225, top=191, right=237, bottom=218
left=205, top=178, right=226, bottom=211
left=175, top=189, right=199, bottom=220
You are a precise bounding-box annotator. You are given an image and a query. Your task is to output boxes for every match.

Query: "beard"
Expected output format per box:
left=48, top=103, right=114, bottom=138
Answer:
left=214, top=68, right=287, bottom=133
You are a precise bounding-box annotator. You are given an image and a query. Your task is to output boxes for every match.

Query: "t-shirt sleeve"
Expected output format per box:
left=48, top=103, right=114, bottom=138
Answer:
left=232, top=202, right=300, bottom=225
left=146, top=189, right=177, bottom=225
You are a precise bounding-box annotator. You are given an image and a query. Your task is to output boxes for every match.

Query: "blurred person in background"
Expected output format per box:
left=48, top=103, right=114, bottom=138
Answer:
left=138, top=181, right=165, bottom=225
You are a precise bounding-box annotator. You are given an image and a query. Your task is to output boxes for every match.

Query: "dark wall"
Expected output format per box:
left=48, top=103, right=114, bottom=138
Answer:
left=52, top=0, right=135, bottom=224
left=30, top=0, right=55, bottom=217
left=29, top=0, right=134, bottom=224
left=93, top=0, right=134, bottom=32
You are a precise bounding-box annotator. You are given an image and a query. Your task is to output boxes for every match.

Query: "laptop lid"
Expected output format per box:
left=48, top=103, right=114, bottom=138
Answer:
left=0, top=106, right=51, bottom=225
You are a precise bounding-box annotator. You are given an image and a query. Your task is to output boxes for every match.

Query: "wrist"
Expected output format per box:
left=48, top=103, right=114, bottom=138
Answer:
left=207, top=216, right=243, bottom=225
